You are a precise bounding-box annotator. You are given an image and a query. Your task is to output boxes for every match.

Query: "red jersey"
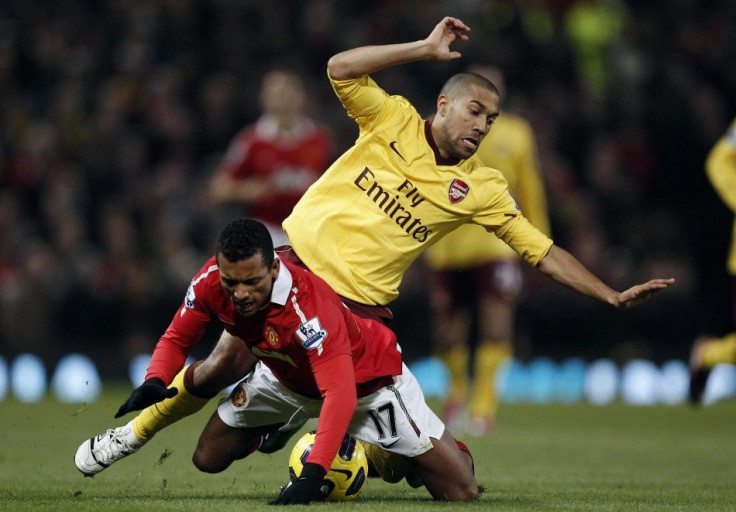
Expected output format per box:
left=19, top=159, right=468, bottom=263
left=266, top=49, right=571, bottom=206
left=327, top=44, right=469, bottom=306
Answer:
left=145, top=256, right=402, bottom=471
left=220, top=116, right=333, bottom=226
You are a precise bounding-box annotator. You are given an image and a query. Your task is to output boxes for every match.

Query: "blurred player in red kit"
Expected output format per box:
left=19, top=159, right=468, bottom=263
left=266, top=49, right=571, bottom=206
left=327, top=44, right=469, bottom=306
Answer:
left=210, top=70, right=334, bottom=246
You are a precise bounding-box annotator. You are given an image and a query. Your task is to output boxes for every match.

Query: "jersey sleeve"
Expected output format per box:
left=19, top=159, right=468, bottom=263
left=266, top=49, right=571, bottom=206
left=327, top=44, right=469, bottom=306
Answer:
left=471, top=171, right=554, bottom=266
left=495, top=214, right=554, bottom=266
left=304, top=353, right=358, bottom=472
left=706, top=120, right=736, bottom=213
left=328, top=72, right=390, bottom=123
left=145, top=271, right=216, bottom=384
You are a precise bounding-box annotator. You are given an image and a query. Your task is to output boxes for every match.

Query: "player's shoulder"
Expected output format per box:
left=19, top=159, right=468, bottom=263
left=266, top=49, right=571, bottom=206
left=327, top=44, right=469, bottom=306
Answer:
left=725, top=118, right=736, bottom=145
left=465, top=155, right=508, bottom=182
left=286, top=260, right=321, bottom=289
left=190, top=256, right=221, bottom=289
left=182, top=256, right=223, bottom=311
left=229, top=124, right=258, bottom=143
left=285, top=261, right=339, bottom=302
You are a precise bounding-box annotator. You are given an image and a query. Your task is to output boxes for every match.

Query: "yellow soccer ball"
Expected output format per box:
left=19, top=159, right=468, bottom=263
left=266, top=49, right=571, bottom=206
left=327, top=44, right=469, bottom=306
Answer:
left=288, top=430, right=368, bottom=501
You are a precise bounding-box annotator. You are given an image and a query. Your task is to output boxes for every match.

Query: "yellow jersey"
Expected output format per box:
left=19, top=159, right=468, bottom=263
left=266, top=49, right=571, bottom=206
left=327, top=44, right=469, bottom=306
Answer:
left=706, top=118, right=736, bottom=275
left=283, top=73, right=553, bottom=305
left=425, top=112, right=550, bottom=269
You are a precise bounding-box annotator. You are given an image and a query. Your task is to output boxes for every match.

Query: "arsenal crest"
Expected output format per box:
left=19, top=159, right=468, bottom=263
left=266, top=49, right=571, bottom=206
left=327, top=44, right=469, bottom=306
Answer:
left=448, top=179, right=469, bottom=204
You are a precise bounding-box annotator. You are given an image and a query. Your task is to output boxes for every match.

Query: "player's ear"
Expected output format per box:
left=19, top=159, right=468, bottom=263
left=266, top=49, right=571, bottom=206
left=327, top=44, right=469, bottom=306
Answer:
left=271, top=257, right=281, bottom=278
left=437, top=94, right=449, bottom=117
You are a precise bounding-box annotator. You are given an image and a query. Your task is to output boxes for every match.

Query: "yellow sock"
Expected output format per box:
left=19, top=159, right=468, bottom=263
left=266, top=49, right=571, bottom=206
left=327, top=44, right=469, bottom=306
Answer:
left=701, top=333, right=736, bottom=368
left=132, top=364, right=210, bottom=441
left=469, top=341, right=512, bottom=420
left=439, top=344, right=469, bottom=405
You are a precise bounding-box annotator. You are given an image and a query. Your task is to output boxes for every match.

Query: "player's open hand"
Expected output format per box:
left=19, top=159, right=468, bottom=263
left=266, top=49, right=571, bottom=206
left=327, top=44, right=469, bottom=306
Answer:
left=114, top=378, right=178, bottom=418
left=425, top=17, right=470, bottom=61
left=614, top=278, right=675, bottom=309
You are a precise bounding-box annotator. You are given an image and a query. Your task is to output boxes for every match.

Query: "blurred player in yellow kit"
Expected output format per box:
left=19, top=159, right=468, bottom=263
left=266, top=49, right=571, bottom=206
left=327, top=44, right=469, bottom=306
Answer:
left=690, top=118, right=736, bottom=403
left=425, top=65, right=550, bottom=434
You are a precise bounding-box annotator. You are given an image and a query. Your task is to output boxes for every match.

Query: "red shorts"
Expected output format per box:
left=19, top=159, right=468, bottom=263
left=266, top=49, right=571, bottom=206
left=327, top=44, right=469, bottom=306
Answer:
left=275, top=245, right=393, bottom=325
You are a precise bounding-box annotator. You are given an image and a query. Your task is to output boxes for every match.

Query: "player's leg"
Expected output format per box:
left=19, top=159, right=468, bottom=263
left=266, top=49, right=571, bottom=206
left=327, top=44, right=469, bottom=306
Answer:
left=352, top=364, right=479, bottom=501
left=194, top=361, right=316, bottom=473
left=135, top=330, right=257, bottom=440
left=411, top=430, right=478, bottom=501
left=429, top=269, right=472, bottom=428
left=468, top=261, right=521, bottom=433
left=192, top=409, right=273, bottom=473
left=689, top=332, right=736, bottom=403
left=75, top=330, right=256, bottom=475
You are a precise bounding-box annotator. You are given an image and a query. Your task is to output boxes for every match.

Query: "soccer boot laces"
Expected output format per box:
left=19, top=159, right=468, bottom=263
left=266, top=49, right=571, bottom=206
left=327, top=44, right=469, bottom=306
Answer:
left=74, top=421, right=145, bottom=476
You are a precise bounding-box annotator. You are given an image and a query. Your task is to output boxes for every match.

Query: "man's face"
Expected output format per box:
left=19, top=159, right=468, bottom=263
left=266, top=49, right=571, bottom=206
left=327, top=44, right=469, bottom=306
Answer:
left=217, top=252, right=279, bottom=317
left=260, top=71, right=305, bottom=117
left=434, top=84, right=500, bottom=160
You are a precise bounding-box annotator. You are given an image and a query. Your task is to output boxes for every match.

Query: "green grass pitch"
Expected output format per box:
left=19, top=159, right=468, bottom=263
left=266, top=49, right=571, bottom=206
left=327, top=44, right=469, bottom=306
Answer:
left=1, top=386, right=735, bottom=511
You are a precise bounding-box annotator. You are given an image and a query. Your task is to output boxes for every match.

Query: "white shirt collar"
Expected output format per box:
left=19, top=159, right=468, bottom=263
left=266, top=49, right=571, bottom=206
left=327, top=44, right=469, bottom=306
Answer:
left=254, top=114, right=316, bottom=142
left=270, top=255, right=292, bottom=306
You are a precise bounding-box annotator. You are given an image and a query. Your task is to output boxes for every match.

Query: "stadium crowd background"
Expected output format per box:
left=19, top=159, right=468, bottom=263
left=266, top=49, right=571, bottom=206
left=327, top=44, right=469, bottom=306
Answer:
left=0, top=0, right=734, bottom=380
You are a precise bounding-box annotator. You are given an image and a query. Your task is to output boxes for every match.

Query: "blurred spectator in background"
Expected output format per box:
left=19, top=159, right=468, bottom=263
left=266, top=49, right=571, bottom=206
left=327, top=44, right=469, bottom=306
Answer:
left=690, top=118, right=736, bottom=404
left=209, top=70, right=334, bottom=246
left=424, top=64, right=550, bottom=435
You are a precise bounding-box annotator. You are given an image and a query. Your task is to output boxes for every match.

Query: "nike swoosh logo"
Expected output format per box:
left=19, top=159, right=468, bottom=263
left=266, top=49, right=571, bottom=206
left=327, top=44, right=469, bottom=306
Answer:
left=330, top=468, right=353, bottom=479
left=389, top=141, right=406, bottom=162
left=379, top=438, right=401, bottom=448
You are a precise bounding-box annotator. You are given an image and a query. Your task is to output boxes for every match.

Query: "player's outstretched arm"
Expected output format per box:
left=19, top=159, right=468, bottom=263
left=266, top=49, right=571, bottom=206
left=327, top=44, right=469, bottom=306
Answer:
left=537, top=245, right=675, bottom=309
left=327, top=16, right=470, bottom=81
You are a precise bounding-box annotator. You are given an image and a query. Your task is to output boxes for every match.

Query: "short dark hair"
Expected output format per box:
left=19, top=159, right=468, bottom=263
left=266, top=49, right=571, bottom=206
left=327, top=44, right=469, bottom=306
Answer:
left=215, top=218, right=274, bottom=267
left=440, top=72, right=500, bottom=100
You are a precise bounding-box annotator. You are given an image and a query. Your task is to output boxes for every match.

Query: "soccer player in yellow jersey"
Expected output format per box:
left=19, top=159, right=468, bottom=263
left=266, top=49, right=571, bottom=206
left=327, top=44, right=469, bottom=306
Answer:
left=423, top=64, right=550, bottom=434
left=76, top=17, right=674, bottom=486
left=690, top=118, right=736, bottom=403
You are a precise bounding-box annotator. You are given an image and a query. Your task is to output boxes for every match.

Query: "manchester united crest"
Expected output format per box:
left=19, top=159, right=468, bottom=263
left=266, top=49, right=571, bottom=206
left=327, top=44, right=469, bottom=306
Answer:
left=231, top=385, right=247, bottom=408
left=264, top=324, right=279, bottom=346
left=448, top=179, right=469, bottom=204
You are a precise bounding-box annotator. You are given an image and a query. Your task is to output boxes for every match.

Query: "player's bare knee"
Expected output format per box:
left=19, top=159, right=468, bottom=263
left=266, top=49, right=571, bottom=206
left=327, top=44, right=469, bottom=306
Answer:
left=457, top=480, right=480, bottom=501
left=436, top=471, right=480, bottom=501
left=192, top=448, right=227, bottom=474
left=434, top=480, right=479, bottom=501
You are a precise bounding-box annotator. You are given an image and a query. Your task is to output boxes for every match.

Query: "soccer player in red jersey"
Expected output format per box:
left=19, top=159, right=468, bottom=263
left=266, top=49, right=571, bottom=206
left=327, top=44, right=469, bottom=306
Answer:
left=210, top=70, right=334, bottom=246
left=76, top=219, right=478, bottom=503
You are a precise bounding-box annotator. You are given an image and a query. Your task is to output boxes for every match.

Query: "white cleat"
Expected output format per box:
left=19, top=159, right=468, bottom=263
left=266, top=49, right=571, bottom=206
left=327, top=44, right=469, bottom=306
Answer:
left=74, top=420, right=145, bottom=476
